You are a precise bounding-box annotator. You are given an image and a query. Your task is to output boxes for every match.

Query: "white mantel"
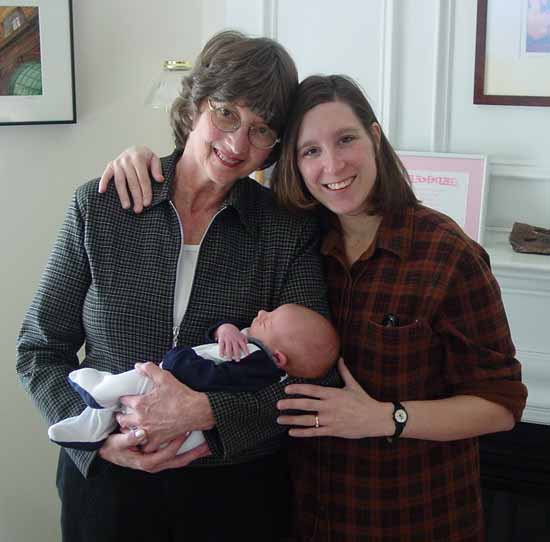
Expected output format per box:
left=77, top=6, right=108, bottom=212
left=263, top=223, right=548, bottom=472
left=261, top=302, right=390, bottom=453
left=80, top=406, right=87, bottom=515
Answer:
left=486, top=230, right=550, bottom=425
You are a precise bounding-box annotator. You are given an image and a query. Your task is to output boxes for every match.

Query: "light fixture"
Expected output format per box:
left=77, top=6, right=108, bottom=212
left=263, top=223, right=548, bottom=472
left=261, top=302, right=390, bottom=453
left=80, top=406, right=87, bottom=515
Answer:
left=145, top=60, right=192, bottom=110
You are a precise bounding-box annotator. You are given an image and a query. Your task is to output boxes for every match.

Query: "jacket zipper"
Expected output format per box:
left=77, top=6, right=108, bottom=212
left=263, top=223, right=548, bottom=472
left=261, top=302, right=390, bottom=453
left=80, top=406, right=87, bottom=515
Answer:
left=169, top=201, right=227, bottom=347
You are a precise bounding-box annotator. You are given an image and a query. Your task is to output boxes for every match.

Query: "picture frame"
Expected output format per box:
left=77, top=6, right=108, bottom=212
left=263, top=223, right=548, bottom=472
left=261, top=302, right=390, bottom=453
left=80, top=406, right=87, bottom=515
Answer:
left=397, top=152, right=488, bottom=244
left=474, top=0, right=550, bottom=106
left=0, top=0, right=76, bottom=125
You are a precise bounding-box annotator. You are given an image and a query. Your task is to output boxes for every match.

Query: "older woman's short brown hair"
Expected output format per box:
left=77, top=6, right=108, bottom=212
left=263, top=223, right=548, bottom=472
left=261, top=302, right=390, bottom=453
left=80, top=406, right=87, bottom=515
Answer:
left=170, top=30, right=298, bottom=169
left=272, top=75, right=419, bottom=214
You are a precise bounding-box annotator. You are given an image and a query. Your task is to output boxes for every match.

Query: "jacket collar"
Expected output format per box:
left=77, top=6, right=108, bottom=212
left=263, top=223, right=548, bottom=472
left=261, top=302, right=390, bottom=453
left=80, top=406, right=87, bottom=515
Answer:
left=149, top=149, right=181, bottom=207
left=149, top=148, right=259, bottom=233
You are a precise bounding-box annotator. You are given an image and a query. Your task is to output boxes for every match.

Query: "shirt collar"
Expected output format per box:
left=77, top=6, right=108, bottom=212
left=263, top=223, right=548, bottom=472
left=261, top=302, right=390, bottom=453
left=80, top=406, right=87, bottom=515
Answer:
left=149, top=148, right=258, bottom=234
left=377, top=206, right=415, bottom=260
left=240, top=328, right=285, bottom=375
left=247, top=336, right=280, bottom=367
left=321, top=206, right=416, bottom=262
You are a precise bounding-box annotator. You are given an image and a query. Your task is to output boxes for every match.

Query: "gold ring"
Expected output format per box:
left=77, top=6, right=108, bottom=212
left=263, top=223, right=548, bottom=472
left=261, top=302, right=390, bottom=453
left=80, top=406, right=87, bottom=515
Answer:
left=314, top=415, right=320, bottom=428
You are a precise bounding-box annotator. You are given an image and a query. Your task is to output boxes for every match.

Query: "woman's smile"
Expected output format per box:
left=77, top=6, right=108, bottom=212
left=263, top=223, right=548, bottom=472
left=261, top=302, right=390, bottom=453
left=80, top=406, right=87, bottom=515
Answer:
left=324, top=175, right=356, bottom=191
left=212, top=146, right=244, bottom=168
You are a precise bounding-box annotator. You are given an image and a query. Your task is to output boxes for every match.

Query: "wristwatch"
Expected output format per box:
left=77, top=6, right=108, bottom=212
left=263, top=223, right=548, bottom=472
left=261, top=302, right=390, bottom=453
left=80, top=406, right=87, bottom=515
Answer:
left=387, top=401, right=408, bottom=443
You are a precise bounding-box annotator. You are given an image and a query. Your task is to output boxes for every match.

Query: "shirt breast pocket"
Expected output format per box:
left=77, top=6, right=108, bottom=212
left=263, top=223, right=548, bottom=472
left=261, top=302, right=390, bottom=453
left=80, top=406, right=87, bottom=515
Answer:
left=357, top=318, right=443, bottom=401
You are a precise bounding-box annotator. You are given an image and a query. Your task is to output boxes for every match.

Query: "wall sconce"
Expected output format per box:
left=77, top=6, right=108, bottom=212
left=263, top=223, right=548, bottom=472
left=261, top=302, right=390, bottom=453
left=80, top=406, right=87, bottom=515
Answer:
left=145, top=60, right=192, bottom=110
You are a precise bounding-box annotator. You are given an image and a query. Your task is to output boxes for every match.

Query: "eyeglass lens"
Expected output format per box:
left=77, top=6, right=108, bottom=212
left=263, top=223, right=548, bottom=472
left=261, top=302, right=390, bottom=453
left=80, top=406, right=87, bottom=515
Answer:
left=210, top=103, right=277, bottom=149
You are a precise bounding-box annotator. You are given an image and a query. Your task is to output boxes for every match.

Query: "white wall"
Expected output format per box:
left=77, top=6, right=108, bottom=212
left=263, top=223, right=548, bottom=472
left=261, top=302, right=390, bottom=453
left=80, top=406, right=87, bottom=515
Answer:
left=0, top=1, right=208, bottom=540
left=225, top=0, right=550, bottom=228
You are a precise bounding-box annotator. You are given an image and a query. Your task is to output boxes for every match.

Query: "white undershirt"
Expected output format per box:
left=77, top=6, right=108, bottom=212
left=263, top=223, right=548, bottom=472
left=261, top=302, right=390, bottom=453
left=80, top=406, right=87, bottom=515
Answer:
left=170, top=200, right=226, bottom=338
left=173, top=243, right=200, bottom=327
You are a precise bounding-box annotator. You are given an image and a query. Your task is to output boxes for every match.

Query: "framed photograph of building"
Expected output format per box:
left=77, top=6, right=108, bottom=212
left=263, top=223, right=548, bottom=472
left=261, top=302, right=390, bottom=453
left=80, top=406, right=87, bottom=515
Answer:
left=0, top=0, right=75, bottom=125
left=474, top=0, right=550, bottom=106
left=398, top=152, right=488, bottom=243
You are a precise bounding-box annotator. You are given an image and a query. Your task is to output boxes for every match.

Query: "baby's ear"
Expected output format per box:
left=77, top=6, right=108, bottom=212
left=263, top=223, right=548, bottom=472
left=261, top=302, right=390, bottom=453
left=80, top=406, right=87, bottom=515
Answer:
left=272, top=351, right=288, bottom=369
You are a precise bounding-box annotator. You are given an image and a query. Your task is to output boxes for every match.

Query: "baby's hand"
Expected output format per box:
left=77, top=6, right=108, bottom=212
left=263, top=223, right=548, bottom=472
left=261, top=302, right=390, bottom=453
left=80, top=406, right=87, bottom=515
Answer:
left=215, top=324, right=250, bottom=361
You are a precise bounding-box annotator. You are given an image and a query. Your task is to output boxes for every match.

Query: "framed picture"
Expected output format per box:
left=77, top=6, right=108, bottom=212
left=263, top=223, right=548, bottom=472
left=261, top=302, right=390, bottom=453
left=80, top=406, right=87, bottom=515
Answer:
left=398, top=152, right=488, bottom=243
left=0, top=0, right=75, bottom=125
left=474, top=0, right=550, bottom=106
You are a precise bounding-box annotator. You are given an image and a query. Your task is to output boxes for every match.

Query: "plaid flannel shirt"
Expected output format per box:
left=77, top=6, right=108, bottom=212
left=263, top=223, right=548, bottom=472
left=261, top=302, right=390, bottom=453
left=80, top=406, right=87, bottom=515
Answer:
left=17, top=150, right=330, bottom=477
left=290, top=205, right=527, bottom=542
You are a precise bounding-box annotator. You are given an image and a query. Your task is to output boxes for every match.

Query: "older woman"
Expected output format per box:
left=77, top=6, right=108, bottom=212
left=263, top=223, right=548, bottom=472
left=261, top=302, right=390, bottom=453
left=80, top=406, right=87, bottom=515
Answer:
left=107, top=75, right=527, bottom=541
left=17, top=32, right=330, bottom=542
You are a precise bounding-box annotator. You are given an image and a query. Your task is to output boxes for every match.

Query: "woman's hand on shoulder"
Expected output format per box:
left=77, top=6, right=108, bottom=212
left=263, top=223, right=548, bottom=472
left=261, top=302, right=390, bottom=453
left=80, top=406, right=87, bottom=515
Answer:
left=276, top=358, right=394, bottom=439
left=98, top=145, right=164, bottom=213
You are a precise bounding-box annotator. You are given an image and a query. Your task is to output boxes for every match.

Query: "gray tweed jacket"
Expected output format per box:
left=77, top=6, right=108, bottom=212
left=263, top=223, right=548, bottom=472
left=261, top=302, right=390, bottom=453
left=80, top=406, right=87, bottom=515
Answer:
left=17, top=150, right=331, bottom=477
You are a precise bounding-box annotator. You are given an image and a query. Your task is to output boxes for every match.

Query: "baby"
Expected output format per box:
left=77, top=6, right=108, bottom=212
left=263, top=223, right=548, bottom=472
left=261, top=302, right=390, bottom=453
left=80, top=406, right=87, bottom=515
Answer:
left=48, top=304, right=339, bottom=453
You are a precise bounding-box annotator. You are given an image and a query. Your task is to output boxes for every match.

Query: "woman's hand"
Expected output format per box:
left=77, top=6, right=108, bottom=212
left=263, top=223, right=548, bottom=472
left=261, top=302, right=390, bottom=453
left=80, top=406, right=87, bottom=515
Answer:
left=116, top=362, right=215, bottom=452
left=98, top=145, right=164, bottom=213
left=98, top=429, right=211, bottom=473
left=215, top=324, right=250, bottom=361
left=276, top=359, right=394, bottom=439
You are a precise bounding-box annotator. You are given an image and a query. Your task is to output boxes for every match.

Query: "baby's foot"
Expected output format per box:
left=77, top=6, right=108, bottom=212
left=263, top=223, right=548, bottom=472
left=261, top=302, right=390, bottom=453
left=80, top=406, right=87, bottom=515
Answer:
left=48, top=407, right=117, bottom=450
left=69, top=367, right=152, bottom=409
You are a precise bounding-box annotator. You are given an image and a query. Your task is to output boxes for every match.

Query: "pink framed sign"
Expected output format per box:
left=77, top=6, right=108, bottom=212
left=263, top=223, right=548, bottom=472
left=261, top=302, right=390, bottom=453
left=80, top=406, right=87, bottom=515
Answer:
left=397, top=152, right=488, bottom=243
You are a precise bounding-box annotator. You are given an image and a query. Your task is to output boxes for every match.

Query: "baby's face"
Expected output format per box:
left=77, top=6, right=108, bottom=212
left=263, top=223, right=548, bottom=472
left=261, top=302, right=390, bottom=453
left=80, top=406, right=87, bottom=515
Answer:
left=249, top=307, right=292, bottom=350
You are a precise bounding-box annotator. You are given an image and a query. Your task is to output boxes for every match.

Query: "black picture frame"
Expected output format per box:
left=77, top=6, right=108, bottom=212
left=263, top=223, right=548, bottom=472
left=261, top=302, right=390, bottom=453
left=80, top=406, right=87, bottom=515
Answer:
left=0, top=0, right=76, bottom=125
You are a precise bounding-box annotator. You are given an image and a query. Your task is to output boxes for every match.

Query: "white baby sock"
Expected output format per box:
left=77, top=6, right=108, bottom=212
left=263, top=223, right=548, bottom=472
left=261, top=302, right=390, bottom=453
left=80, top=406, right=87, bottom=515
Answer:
left=69, top=367, right=153, bottom=409
left=48, top=407, right=117, bottom=449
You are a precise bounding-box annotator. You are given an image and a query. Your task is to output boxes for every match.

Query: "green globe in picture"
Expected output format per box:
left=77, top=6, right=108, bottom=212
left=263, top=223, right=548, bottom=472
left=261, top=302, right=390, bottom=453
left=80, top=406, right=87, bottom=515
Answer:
left=8, top=61, right=43, bottom=95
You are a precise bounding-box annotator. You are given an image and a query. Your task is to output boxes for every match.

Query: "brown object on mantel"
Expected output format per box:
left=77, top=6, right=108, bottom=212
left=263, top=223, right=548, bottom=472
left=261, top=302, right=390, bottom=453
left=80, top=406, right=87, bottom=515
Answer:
left=509, top=222, right=550, bottom=255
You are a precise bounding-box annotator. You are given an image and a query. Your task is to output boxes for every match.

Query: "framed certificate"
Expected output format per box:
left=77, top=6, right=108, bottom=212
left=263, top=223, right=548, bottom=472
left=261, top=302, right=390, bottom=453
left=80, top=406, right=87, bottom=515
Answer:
left=398, top=152, right=489, bottom=243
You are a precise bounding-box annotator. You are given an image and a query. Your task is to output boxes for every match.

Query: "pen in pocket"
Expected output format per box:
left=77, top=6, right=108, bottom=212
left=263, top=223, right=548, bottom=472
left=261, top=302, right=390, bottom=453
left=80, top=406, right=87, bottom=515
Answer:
left=382, top=313, right=399, bottom=327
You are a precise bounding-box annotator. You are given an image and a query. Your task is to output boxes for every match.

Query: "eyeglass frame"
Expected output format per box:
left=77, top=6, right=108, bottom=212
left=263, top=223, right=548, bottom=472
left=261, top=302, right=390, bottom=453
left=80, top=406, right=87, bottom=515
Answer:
left=207, top=98, right=280, bottom=150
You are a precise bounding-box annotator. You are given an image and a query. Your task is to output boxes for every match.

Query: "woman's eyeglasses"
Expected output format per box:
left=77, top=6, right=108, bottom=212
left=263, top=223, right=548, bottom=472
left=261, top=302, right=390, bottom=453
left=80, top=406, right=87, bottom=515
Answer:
left=208, top=99, right=279, bottom=150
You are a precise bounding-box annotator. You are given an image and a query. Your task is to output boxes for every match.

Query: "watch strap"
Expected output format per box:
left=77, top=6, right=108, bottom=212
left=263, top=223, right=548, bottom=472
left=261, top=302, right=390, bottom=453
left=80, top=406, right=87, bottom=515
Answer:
left=387, top=401, right=408, bottom=443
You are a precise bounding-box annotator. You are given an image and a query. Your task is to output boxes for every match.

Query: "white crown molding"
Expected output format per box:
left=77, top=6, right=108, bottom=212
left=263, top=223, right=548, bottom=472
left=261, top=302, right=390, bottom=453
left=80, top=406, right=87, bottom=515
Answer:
left=522, top=404, right=550, bottom=426
left=378, top=0, right=396, bottom=139
left=502, top=285, right=550, bottom=297
left=486, top=226, right=510, bottom=234
left=490, top=160, right=550, bottom=181
left=487, top=252, right=550, bottom=282
left=430, top=0, right=455, bottom=153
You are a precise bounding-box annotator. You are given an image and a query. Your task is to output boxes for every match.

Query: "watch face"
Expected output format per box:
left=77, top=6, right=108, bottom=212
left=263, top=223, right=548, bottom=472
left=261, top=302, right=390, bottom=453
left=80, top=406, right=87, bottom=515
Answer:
left=395, top=408, right=408, bottom=423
